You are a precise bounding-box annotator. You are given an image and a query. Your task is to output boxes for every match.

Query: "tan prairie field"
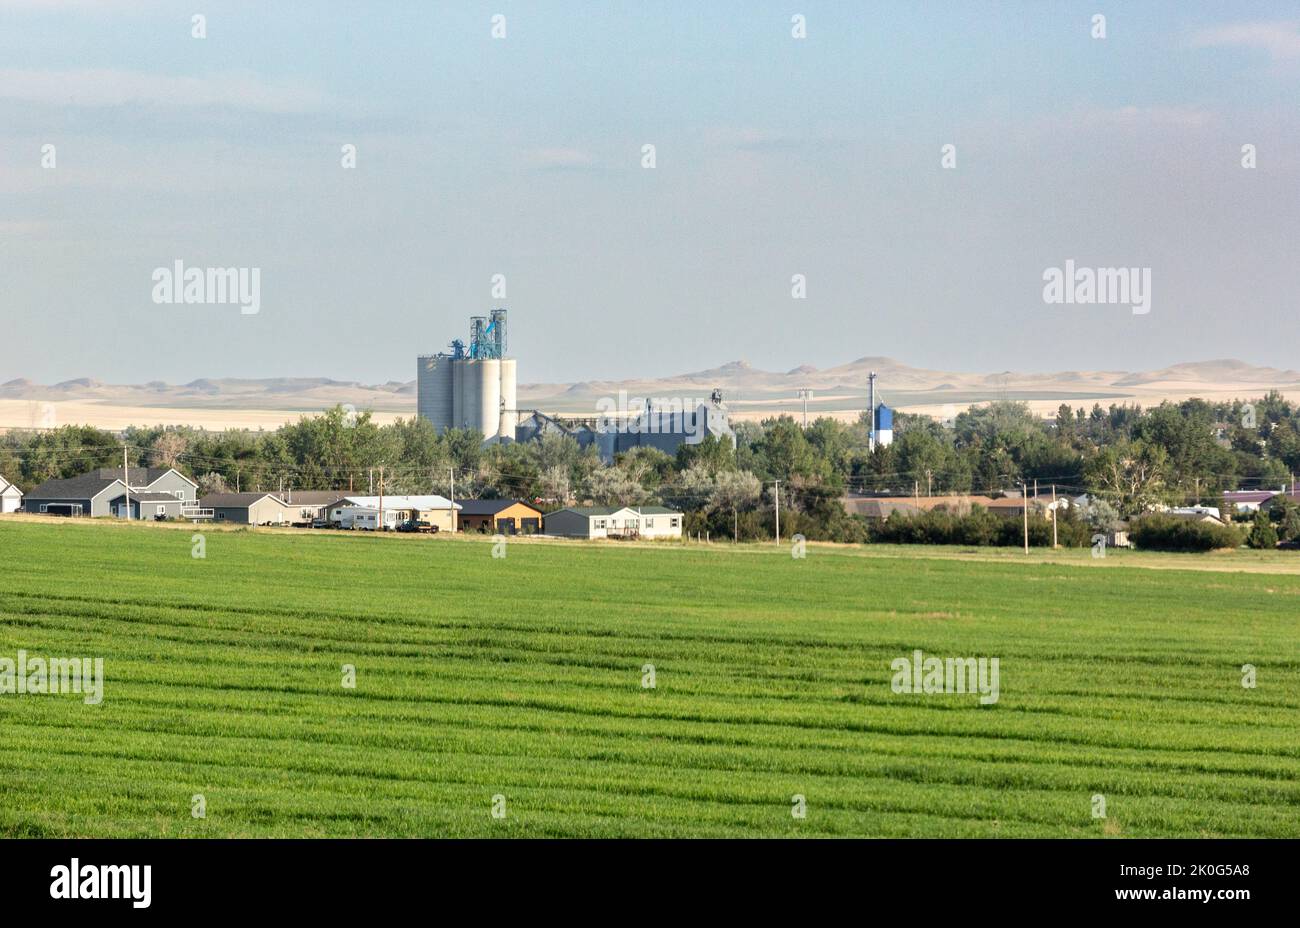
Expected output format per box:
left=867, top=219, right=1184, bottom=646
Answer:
left=5, top=368, right=1300, bottom=432
left=0, top=399, right=411, bottom=432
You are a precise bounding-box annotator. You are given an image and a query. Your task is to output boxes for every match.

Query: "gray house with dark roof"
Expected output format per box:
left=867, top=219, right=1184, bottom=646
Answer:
left=23, top=467, right=198, bottom=518
left=201, top=492, right=294, bottom=525
left=105, top=491, right=190, bottom=521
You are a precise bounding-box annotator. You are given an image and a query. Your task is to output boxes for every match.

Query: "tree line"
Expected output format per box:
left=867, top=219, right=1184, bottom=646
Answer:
left=3, top=392, right=1300, bottom=547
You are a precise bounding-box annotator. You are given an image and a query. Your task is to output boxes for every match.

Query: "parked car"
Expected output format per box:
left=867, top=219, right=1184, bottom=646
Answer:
left=311, top=519, right=331, bottom=529
left=396, top=519, right=437, bottom=534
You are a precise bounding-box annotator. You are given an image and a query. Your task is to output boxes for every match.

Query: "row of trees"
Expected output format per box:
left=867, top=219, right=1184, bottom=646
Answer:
left=3, top=391, right=1300, bottom=546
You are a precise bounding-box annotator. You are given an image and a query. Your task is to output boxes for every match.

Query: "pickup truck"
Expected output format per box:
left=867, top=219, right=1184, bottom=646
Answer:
left=396, top=520, right=438, bottom=534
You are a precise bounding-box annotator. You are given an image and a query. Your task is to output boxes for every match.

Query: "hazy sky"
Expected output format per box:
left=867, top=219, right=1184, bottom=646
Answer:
left=2, top=0, right=1298, bottom=386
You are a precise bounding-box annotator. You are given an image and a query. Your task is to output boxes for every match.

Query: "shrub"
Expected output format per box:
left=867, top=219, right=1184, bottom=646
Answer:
left=869, top=505, right=1081, bottom=548
left=1130, top=514, right=1243, bottom=552
left=1246, top=511, right=1279, bottom=550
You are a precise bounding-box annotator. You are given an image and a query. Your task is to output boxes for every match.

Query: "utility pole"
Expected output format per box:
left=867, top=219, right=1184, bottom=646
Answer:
left=377, top=465, right=384, bottom=532
left=914, top=480, right=920, bottom=510
left=1051, top=483, right=1058, bottom=549
left=122, top=444, right=131, bottom=520
left=796, top=389, right=813, bottom=429
left=368, top=468, right=373, bottom=495
left=449, top=465, right=456, bottom=533
left=236, top=467, right=240, bottom=493
left=925, top=468, right=933, bottom=498
left=1022, top=481, right=1030, bottom=554
left=773, top=480, right=781, bottom=545
left=868, top=372, right=877, bottom=452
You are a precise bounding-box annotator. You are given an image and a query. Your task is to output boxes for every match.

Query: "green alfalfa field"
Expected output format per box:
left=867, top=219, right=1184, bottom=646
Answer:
left=0, top=517, right=1297, bottom=838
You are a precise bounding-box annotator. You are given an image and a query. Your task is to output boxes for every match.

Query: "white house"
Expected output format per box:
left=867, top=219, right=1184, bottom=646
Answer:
left=338, top=507, right=407, bottom=531
left=544, top=506, right=683, bottom=539
left=0, top=475, right=22, bottom=513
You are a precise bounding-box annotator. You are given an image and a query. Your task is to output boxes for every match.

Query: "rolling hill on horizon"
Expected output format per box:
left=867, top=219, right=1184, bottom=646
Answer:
left=2, top=357, right=1299, bottom=431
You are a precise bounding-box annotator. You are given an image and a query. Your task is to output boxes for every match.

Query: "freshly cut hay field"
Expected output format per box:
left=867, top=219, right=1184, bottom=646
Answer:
left=0, top=519, right=1297, bottom=838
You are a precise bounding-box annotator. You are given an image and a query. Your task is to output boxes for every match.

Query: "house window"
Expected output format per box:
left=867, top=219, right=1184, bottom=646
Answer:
left=670, top=518, right=680, bottom=528
left=39, top=504, right=48, bottom=513
left=646, top=518, right=655, bottom=528
left=156, top=505, right=166, bottom=515
left=594, top=519, right=606, bottom=528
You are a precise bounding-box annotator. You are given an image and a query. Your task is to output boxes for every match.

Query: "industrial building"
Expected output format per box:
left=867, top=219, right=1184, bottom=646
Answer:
left=417, top=310, right=737, bottom=463
left=515, top=392, right=736, bottom=464
left=418, top=309, right=517, bottom=441
left=867, top=371, right=894, bottom=449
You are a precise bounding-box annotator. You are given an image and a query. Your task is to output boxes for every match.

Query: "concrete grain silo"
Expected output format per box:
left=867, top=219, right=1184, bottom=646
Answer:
left=417, top=309, right=516, bottom=440
left=473, top=359, right=502, bottom=437
left=416, top=354, right=454, bottom=432
left=452, top=357, right=469, bottom=430
left=498, top=358, right=518, bottom=438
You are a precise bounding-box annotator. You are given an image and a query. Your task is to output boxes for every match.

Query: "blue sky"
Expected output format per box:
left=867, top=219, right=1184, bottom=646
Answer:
left=2, top=0, right=1298, bottom=385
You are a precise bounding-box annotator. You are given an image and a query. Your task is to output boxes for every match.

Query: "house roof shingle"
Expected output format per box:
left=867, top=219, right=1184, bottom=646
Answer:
left=547, top=505, right=681, bottom=518
left=457, top=498, right=542, bottom=516
left=278, top=491, right=349, bottom=505
left=107, top=491, right=185, bottom=503
left=28, top=466, right=194, bottom=500
left=200, top=492, right=286, bottom=508
left=26, top=474, right=125, bottom=500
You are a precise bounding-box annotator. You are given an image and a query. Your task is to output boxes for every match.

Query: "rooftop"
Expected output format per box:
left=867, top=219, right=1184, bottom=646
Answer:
left=331, top=495, right=460, bottom=510
left=200, top=492, right=286, bottom=507
left=457, top=498, right=541, bottom=516
left=548, top=505, right=682, bottom=517
left=26, top=473, right=127, bottom=499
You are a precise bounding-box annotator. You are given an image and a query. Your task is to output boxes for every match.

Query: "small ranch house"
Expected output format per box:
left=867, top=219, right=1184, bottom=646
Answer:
left=457, top=499, right=544, bottom=534
left=544, top=506, right=683, bottom=539
left=326, top=495, right=459, bottom=532
left=202, top=492, right=296, bottom=525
